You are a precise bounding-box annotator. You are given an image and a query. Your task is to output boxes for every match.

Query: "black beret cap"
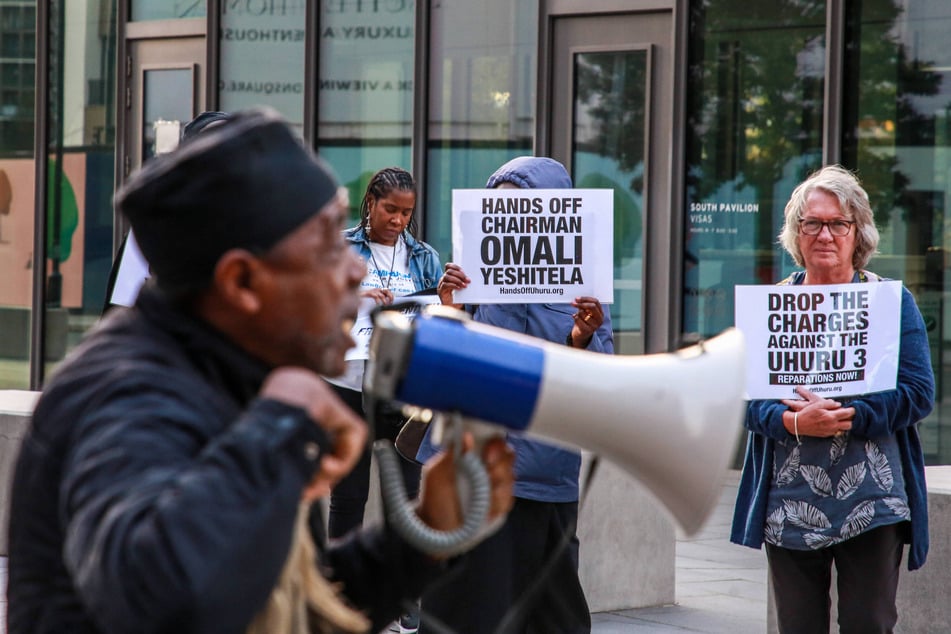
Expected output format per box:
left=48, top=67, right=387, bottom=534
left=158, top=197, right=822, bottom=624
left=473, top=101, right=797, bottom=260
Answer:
left=182, top=110, right=231, bottom=140
left=115, top=107, right=339, bottom=292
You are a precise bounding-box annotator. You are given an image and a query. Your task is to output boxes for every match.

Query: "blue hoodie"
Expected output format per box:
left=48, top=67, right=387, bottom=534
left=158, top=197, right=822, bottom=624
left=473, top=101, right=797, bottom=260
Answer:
left=418, top=157, right=615, bottom=502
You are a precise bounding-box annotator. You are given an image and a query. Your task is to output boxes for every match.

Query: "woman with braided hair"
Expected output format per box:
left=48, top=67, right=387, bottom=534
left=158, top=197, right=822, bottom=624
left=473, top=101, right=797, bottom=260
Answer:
left=326, top=166, right=442, bottom=632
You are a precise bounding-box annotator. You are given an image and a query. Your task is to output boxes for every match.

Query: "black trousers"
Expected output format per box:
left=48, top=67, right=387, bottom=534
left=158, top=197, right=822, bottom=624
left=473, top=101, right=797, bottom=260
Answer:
left=421, top=498, right=590, bottom=634
left=327, top=384, right=422, bottom=539
left=766, top=523, right=905, bottom=634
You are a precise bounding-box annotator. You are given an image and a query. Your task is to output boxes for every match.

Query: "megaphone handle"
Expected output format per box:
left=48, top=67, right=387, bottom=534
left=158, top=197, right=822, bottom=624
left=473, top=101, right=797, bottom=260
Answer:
left=374, top=439, right=491, bottom=557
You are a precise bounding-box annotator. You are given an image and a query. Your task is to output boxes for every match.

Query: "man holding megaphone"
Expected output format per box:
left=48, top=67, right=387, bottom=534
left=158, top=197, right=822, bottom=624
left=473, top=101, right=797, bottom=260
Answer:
left=414, top=157, right=614, bottom=634
left=6, top=109, right=518, bottom=634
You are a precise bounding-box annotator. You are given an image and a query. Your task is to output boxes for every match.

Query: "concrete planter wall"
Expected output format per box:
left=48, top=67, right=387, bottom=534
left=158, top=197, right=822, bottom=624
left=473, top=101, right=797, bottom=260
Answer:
left=0, top=390, right=39, bottom=554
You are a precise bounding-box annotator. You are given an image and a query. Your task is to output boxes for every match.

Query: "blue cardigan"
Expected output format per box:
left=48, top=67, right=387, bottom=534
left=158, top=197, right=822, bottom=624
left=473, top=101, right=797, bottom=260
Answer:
left=730, top=271, right=935, bottom=570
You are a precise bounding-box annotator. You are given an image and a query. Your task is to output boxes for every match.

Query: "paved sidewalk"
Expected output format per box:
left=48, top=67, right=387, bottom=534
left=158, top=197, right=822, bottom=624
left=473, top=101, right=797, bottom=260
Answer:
left=591, top=471, right=769, bottom=633
left=0, top=474, right=767, bottom=634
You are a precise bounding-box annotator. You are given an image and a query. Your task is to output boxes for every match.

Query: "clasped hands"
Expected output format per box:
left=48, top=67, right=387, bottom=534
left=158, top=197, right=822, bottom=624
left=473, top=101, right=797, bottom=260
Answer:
left=782, top=385, right=854, bottom=439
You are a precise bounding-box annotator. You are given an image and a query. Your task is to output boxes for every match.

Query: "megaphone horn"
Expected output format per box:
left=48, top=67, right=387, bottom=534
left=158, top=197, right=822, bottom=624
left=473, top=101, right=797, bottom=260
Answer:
left=365, top=306, right=747, bottom=536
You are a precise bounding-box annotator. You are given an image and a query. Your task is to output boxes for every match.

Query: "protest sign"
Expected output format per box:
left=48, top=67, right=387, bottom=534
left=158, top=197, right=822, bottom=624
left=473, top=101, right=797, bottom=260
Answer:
left=734, top=281, right=902, bottom=400
left=451, top=188, right=614, bottom=304
left=109, top=231, right=150, bottom=307
left=345, top=293, right=441, bottom=361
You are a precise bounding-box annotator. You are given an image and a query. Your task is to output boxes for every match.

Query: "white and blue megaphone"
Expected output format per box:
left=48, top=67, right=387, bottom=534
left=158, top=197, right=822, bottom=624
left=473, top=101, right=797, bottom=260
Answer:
left=365, top=305, right=746, bottom=555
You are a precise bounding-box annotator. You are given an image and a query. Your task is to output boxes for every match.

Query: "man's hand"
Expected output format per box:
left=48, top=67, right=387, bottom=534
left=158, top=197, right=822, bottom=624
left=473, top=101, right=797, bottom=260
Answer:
left=260, top=367, right=368, bottom=500
left=415, top=434, right=515, bottom=533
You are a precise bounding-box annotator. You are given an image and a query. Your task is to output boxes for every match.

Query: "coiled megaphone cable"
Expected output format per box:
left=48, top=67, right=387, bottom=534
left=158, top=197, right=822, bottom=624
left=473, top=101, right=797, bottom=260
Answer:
left=373, top=430, right=491, bottom=558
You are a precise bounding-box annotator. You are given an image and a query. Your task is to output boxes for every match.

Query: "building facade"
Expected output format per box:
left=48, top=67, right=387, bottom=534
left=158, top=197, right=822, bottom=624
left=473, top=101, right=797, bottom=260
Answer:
left=4, top=0, right=951, bottom=462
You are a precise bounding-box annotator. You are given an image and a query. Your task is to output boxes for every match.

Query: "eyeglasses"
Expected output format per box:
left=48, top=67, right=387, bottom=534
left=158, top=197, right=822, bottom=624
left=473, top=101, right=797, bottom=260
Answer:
left=798, top=218, right=855, bottom=236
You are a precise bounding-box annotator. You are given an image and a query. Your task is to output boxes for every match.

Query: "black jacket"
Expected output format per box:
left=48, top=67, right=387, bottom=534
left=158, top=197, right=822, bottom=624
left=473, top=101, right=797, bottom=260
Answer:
left=7, top=286, right=440, bottom=633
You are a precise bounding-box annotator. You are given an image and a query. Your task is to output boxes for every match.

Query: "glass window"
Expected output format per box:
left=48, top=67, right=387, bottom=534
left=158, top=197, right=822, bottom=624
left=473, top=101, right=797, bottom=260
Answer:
left=40, top=0, right=118, bottom=384
left=219, top=1, right=306, bottom=133
left=841, top=0, right=951, bottom=463
left=142, top=68, right=194, bottom=162
left=683, top=0, right=827, bottom=338
left=425, top=0, right=537, bottom=261
left=317, top=0, right=415, bottom=225
left=0, top=2, right=33, bottom=155
left=131, top=1, right=206, bottom=21
left=573, top=49, right=647, bottom=333
left=0, top=152, right=34, bottom=388
left=0, top=0, right=36, bottom=388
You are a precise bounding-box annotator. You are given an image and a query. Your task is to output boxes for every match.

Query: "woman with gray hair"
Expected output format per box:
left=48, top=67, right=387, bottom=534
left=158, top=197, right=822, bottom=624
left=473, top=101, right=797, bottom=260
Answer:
left=731, top=165, right=934, bottom=633
left=778, top=164, right=881, bottom=275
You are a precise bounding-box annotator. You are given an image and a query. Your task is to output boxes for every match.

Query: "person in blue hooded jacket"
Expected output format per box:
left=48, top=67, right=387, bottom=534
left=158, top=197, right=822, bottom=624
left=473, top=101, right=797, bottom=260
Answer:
left=419, top=156, right=614, bottom=634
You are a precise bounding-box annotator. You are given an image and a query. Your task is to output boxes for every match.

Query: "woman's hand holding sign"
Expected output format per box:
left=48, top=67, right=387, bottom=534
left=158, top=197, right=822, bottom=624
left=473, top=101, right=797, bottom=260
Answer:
left=362, top=287, right=395, bottom=305
left=569, top=296, right=604, bottom=348
left=781, top=385, right=854, bottom=440
left=437, top=262, right=470, bottom=308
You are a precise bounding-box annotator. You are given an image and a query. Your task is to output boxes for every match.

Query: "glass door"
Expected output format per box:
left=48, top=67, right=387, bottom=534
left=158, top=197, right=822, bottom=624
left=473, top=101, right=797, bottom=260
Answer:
left=125, top=35, right=205, bottom=177
left=111, top=23, right=205, bottom=308
left=548, top=11, right=674, bottom=354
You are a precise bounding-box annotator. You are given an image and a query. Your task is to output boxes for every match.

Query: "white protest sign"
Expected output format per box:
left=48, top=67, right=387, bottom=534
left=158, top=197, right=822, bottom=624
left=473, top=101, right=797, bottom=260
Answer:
left=109, top=122, right=183, bottom=307
left=154, top=120, right=182, bottom=155
left=734, top=281, right=902, bottom=400
left=345, top=294, right=441, bottom=361
left=109, top=231, right=150, bottom=307
left=451, top=188, right=614, bottom=304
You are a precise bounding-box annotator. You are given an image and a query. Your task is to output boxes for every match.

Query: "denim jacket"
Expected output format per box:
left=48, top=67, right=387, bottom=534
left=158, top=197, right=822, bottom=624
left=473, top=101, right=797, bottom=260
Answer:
left=344, top=225, right=442, bottom=292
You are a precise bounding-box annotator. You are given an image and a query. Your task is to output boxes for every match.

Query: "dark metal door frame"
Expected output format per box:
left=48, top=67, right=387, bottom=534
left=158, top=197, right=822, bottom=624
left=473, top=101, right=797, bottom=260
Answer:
left=536, top=0, right=688, bottom=354
left=115, top=11, right=208, bottom=256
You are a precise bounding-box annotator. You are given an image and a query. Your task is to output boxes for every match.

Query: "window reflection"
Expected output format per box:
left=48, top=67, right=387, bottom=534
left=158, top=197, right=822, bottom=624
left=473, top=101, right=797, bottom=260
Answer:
left=130, top=1, right=206, bottom=21
left=425, top=1, right=537, bottom=259
left=0, top=1, right=34, bottom=153
left=317, top=0, right=414, bottom=224
left=219, top=1, right=304, bottom=132
left=842, top=0, right=951, bottom=463
left=573, top=50, right=647, bottom=333
left=38, top=0, right=118, bottom=386
left=683, top=0, right=826, bottom=338
left=142, top=69, right=193, bottom=163
left=0, top=0, right=37, bottom=388
left=0, top=156, right=34, bottom=389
